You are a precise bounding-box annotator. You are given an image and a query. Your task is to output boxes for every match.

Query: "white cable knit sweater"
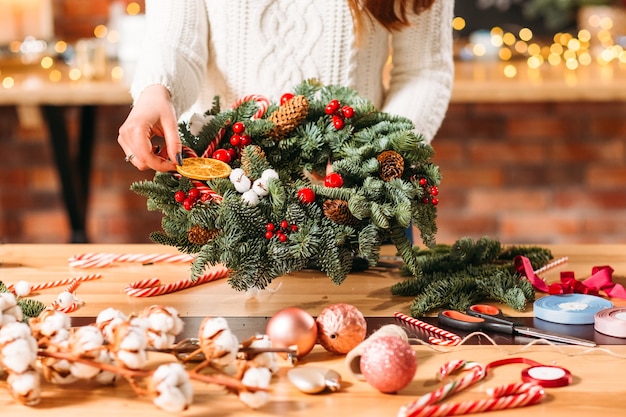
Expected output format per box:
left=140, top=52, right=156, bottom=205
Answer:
left=130, top=0, right=454, bottom=142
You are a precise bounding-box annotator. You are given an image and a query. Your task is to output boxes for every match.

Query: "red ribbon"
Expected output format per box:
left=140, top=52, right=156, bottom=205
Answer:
left=515, top=255, right=626, bottom=300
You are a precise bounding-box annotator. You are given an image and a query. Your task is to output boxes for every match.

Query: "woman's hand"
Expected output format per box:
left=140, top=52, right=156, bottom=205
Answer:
left=118, top=84, right=182, bottom=172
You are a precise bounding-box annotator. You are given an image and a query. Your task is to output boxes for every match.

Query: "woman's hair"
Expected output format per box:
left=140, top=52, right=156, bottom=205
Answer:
left=347, top=0, right=436, bottom=33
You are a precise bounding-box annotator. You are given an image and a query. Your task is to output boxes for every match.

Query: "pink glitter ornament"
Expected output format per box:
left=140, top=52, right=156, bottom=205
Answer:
left=359, top=335, right=417, bottom=393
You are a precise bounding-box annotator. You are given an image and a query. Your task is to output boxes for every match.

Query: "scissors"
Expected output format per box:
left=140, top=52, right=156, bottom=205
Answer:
left=438, top=304, right=596, bottom=347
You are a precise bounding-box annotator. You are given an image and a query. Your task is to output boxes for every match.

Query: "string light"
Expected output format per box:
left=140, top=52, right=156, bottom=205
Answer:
left=453, top=9, right=624, bottom=78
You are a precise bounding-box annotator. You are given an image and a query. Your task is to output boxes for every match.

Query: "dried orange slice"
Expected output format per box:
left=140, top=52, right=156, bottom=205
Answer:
left=176, top=157, right=232, bottom=180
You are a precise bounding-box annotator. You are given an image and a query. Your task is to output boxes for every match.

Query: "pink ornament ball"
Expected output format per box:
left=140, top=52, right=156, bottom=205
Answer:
left=266, top=307, right=318, bottom=359
left=359, top=335, right=417, bottom=393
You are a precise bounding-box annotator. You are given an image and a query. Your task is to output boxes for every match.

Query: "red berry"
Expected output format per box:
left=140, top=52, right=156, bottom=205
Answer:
left=188, top=188, right=201, bottom=200
left=325, top=99, right=340, bottom=114
left=266, top=223, right=275, bottom=231
left=226, top=147, right=238, bottom=160
left=278, top=233, right=288, bottom=243
left=431, top=198, right=439, bottom=205
left=232, top=121, right=246, bottom=134
left=332, top=115, right=344, bottom=130
left=230, top=134, right=241, bottom=147
left=341, top=105, right=354, bottom=118
left=297, top=187, right=316, bottom=204
left=324, top=172, right=344, bottom=188
left=290, top=224, right=298, bottom=232
left=280, top=220, right=289, bottom=230
left=212, top=149, right=232, bottom=163
left=174, top=190, right=186, bottom=203
left=280, top=93, right=294, bottom=105
left=265, top=231, right=274, bottom=239
left=240, top=134, right=252, bottom=146
left=422, top=197, right=430, bottom=204
left=183, top=198, right=195, bottom=210
left=419, top=177, right=428, bottom=186
left=430, top=186, right=439, bottom=196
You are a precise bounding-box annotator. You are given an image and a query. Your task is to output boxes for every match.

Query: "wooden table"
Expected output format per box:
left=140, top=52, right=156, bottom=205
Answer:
left=1, top=243, right=626, bottom=416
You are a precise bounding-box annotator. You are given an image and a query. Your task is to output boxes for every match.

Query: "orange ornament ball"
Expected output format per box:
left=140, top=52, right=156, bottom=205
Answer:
left=316, top=303, right=367, bottom=354
left=266, top=307, right=318, bottom=359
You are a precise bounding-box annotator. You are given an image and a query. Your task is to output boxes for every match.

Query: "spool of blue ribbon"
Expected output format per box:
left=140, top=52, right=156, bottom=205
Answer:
left=534, top=294, right=613, bottom=324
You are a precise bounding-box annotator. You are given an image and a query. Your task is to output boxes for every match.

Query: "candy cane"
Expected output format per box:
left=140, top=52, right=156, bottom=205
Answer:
left=533, top=257, right=568, bottom=275
left=69, top=253, right=195, bottom=269
left=8, top=274, right=102, bottom=296
left=231, top=94, right=270, bottom=119
left=398, top=361, right=545, bottom=417
left=399, top=383, right=544, bottom=417
left=394, top=312, right=461, bottom=346
left=124, top=266, right=229, bottom=297
left=191, top=180, right=223, bottom=203
left=201, top=126, right=227, bottom=158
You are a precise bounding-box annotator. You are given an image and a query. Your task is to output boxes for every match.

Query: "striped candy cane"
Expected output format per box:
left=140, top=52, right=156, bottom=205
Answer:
left=231, top=94, right=270, bottom=119
left=124, top=266, right=229, bottom=297
left=394, top=312, right=462, bottom=346
left=69, top=253, right=195, bottom=269
left=8, top=274, right=102, bottom=296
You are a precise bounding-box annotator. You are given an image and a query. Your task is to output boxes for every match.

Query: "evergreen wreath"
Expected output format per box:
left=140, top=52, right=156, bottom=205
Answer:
left=132, top=80, right=440, bottom=291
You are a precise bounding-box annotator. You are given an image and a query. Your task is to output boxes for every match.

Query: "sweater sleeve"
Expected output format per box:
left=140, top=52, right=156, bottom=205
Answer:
left=130, top=0, right=209, bottom=119
left=382, top=0, right=454, bottom=143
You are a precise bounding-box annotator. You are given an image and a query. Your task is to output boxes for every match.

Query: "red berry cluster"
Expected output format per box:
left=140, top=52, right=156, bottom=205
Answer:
left=325, top=99, right=354, bottom=130
left=418, top=177, right=439, bottom=205
left=211, top=121, right=252, bottom=164
left=265, top=220, right=298, bottom=243
left=174, top=188, right=201, bottom=210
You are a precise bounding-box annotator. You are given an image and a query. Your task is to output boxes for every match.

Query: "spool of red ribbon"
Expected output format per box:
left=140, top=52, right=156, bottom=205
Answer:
left=487, top=357, right=572, bottom=388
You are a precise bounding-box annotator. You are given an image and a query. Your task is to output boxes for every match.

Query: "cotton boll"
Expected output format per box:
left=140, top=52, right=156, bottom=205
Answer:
left=252, top=178, right=269, bottom=197
left=239, top=367, right=272, bottom=409
left=115, top=349, right=148, bottom=370
left=7, top=370, right=41, bottom=406
left=261, top=169, right=279, bottom=182
left=0, top=291, right=18, bottom=308
left=200, top=317, right=230, bottom=338
left=247, top=335, right=279, bottom=374
left=13, top=281, right=31, bottom=297
left=152, top=363, right=193, bottom=413
left=96, top=308, right=128, bottom=342
left=229, top=168, right=252, bottom=193
left=1, top=338, right=38, bottom=373
left=69, top=325, right=104, bottom=353
left=241, top=189, right=259, bottom=206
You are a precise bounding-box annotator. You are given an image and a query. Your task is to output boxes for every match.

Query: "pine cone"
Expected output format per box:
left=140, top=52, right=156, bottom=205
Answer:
left=240, top=145, right=266, bottom=178
left=377, top=150, right=404, bottom=181
left=267, top=95, right=309, bottom=139
left=188, top=225, right=218, bottom=244
left=323, top=199, right=359, bottom=225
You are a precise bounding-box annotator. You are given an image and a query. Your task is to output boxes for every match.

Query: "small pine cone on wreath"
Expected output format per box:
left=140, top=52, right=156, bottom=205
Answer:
left=188, top=225, right=219, bottom=245
left=240, top=145, right=266, bottom=178
left=323, top=199, right=360, bottom=225
left=377, top=150, right=404, bottom=181
left=267, top=95, right=309, bottom=139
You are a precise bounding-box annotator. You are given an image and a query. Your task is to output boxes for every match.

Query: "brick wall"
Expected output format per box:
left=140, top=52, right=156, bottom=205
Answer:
left=432, top=101, right=626, bottom=245
left=1, top=101, right=625, bottom=244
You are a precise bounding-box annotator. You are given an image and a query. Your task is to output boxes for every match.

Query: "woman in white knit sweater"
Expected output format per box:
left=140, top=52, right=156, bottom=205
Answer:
left=118, top=0, right=454, bottom=172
